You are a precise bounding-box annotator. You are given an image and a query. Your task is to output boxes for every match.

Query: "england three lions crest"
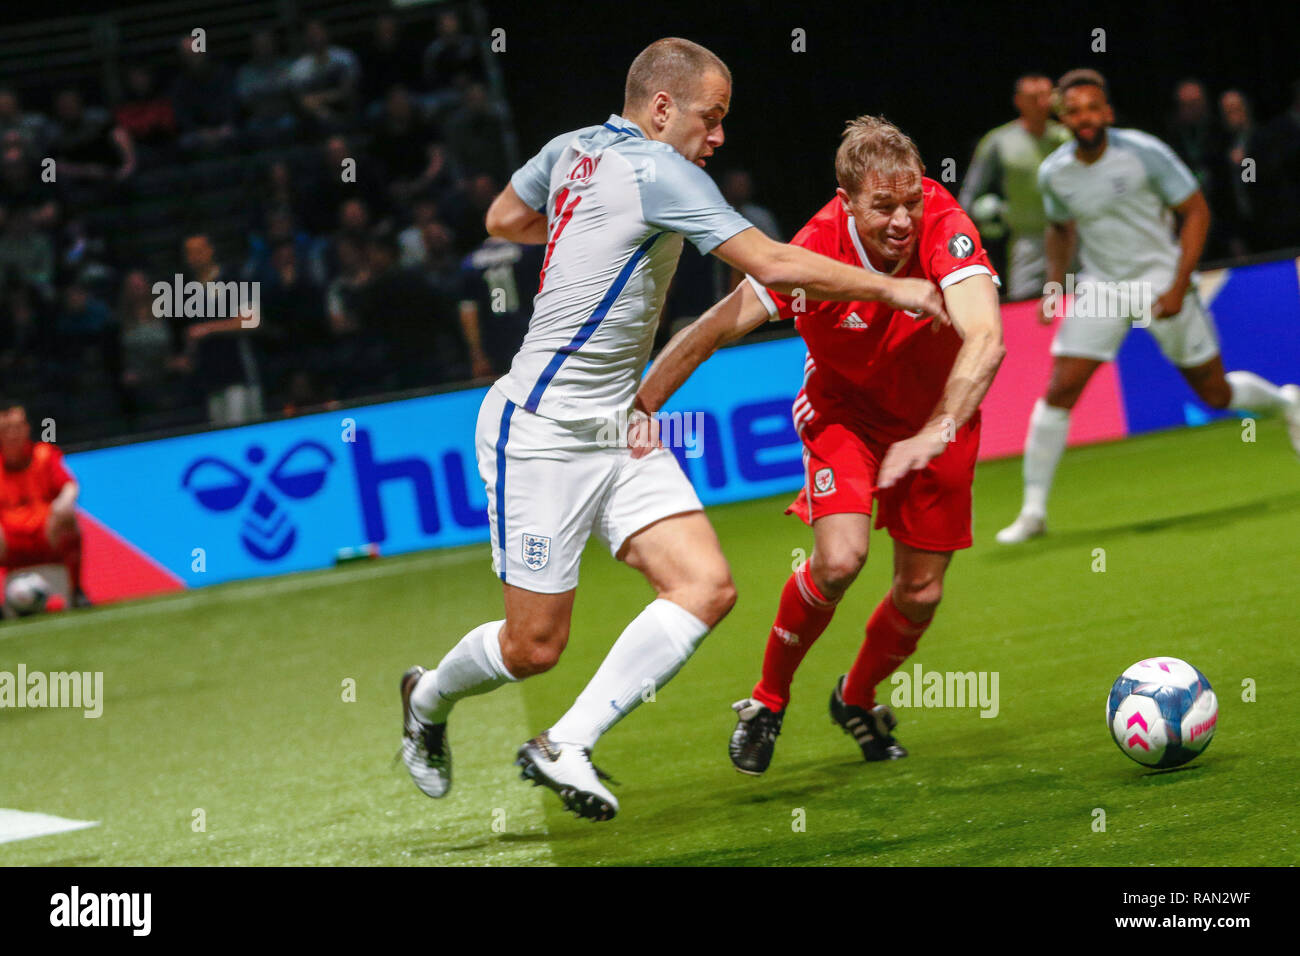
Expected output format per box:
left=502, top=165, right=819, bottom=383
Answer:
left=522, top=533, right=551, bottom=571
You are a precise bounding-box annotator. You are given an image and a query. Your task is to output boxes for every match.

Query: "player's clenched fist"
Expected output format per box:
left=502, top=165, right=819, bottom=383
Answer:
left=627, top=409, right=662, bottom=459
left=882, top=277, right=949, bottom=329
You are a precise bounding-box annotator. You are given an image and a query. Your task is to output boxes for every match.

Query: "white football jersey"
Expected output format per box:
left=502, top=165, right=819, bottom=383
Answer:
left=1038, top=127, right=1200, bottom=289
left=495, top=115, right=752, bottom=422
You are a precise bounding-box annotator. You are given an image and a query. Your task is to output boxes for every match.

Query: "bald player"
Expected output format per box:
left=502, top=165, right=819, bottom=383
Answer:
left=397, top=37, right=947, bottom=821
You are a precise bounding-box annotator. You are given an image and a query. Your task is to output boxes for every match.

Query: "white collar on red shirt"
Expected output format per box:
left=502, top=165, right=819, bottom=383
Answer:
left=846, top=215, right=909, bottom=276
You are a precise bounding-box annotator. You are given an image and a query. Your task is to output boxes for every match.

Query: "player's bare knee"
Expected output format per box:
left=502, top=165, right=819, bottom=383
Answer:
left=667, top=566, right=735, bottom=628
left=700, top=571, right=737, bottom=627
left=813, top=545, right=866, bottom=596
left=501, top=620, right=568, bottom=677
left=503, top=639, right=563, bottom=678
left=894, top=574, right=942, bottom=619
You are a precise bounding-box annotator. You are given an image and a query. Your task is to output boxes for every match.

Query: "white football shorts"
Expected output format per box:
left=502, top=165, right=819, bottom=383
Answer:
left=1051, top=281, right=1220, bottom=367
left=475, top=384, right=704, bottom=593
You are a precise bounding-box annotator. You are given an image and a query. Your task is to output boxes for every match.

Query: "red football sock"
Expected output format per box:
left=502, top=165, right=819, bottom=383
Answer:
left=841, top=591, right=931, bottom=708
left=752, top=561, right=839, bottom=712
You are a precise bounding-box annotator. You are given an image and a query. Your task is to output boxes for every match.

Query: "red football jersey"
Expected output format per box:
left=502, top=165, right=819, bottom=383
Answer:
left=0, top=441, right=74, bottom=533
left=750, top=178, right=998, bottom=443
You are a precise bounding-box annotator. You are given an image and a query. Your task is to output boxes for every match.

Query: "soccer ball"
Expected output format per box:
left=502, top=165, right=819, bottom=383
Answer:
left=1107, top=657, right=1217, bottom=768
left=969, top=193, right=1006, bottom=240
left=5, top=571, right=52, bottom=617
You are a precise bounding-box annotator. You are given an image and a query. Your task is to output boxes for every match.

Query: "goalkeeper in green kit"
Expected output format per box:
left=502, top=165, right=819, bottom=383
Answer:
left=959, top=73, right=1071, bottom=300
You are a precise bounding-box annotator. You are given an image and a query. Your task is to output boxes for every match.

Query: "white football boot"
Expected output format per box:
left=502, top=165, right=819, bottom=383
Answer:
left=516, top=732, right=619, bottom=821
left=995, top=511, right=1047, bottom=544
left=400, top=666, right=451, bottom=798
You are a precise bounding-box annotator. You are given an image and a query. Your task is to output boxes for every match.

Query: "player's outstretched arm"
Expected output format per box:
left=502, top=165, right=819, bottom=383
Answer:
left=712, top=227, right=948, bottom=324
left=637, top=280, right=770, bottom=415
left=878, top=273, right=1005, bottom=489
left=485, top=184, right=549, bottom=244
left=629, top=281, right=770, bottom=459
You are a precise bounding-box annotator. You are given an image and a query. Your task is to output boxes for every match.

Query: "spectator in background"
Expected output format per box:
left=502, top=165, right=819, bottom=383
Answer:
left=0, top=144, right=57, bottom=229
left=114, top=64, right=178, bottom=164
left=246, top=159, right=308, bottom=236
left=418, top=219, right=463, bottom=302
left=55, top=280, right=117, bottom=385
left=448, top=172, right=496, bottom=253
left=357, top=230, right=467, bottom=389
left=302, top=135, right=388, bottom=235
left=1166, top=79, right=1233, bottom=258
left=720, top=169, right=780, bottom=292
left=117, top=268, right=188, bottom=425
left=0, top=206, right=54, bottom=302
left=458, top=234, right=541, bottom=378
left=49, top=88, right=135, bottom=199
left=323, top=234, right=384, bottom=399
left=1166, top=79, right=1216, bottom=194
left=290, top=20, right=360, bottom=134
left=236, top=30, right=297, bottom=144
left=722, top=170, right=779, bottom=238
left=360, top=14, right=425, bottom=107
left=59, top=216, right=115, bottom=301
left=0, top=280, right=54, bottom=380
left=177, top=233, right=262, bottom=425
left=1217, top=90, right=1256, bottom=259
left=959, top=72, right=1071, bottom=300
left=325, top=234, right=370, bottom=337
left=398, top=198, right=441, bottom=267
left=259, top=239, right=328, bottom=407
left=0, top=88, right=51, bottom=154
left=244, top=207, right=315, bottom=285
left=422, top=10, right=483, bottom=93
left=261, top=240, right=326, bottom=343
left=172, top=35, right=238, bottom=153
left=1250, top=78, right=1300, bottom=253
left=442, top=82, right=508, bottom=184
left=371, top=86, right=439, bottom=187
left=310, top=197, right=372, bottom=286
left=393, top=140, right=459, bottom=208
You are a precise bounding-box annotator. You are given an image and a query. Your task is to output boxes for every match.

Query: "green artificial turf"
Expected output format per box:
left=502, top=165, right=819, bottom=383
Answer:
left=2, top=418, right=1297, bottom=866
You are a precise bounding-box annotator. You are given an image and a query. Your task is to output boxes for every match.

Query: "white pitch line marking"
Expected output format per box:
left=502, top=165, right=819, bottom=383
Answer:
left=0, top=809, right=99, bottom=845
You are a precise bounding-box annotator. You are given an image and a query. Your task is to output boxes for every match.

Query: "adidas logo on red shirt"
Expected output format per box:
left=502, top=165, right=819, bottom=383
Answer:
left=837, top=312, right=868, bottom=329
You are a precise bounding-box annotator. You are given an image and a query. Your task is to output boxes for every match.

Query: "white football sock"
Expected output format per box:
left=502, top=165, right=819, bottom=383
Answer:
left=548, top=598, right=710, bottom=751
left=1021, top=399, right=1071, bottom=518
left=1226, top=370, right=1288, bottom=413
left=411, top=620, right=514, bottom=724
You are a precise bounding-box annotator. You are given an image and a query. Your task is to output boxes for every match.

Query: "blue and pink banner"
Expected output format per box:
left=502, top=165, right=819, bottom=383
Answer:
left=59, top=255, right=1300, bottom=604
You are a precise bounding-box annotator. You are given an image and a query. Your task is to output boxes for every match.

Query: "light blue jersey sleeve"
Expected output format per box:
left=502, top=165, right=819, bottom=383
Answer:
left=510, top=130, right=574, bottom=212
left=637, top=148, right=753, bottom=254
left=1119, top=129, right=1200, bottom=207
left=1037, top=155, right=1073, bottom=223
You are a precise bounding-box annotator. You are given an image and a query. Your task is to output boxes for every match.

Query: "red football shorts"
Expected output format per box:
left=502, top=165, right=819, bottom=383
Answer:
left=0, top=504, right=60, bottom=566
left=787, top=412, right=981, bottom=551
